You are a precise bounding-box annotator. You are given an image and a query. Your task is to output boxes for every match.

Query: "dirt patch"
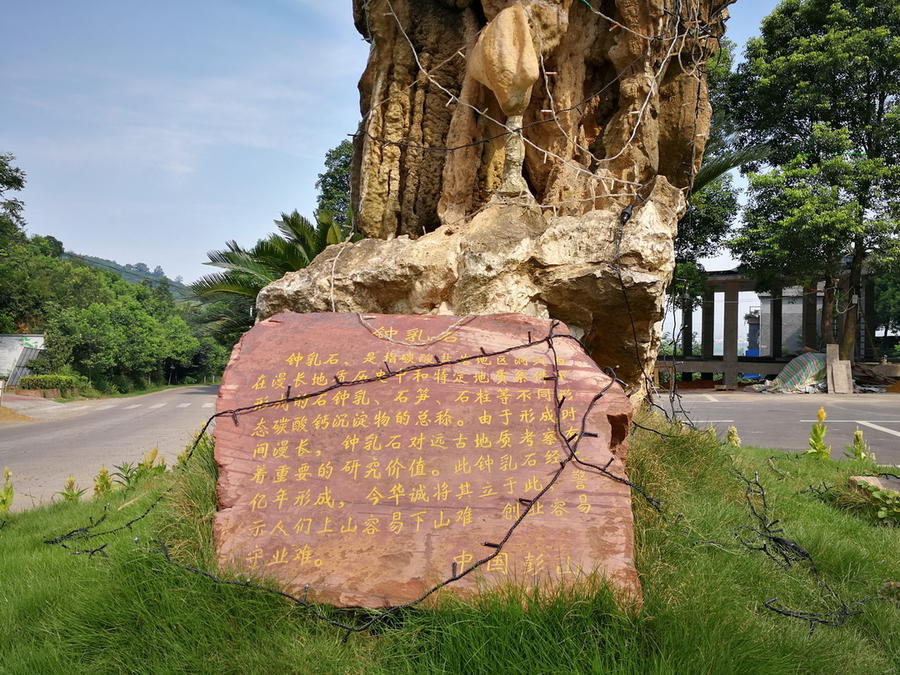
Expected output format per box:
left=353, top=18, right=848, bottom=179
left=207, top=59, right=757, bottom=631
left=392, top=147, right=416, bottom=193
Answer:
left=0, top=406, right=35, bottom=423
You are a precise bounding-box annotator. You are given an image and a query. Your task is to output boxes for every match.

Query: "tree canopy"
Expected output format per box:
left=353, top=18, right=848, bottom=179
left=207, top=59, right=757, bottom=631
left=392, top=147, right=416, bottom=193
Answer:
left=190, top=210, right=358, bottom=342
left=732, top=0, right=899, bottom=165
left=729, top=0, right=900, bottom=357
left=315, top=140, right=353, bottom=230
left=0, top=153, right=27, bottom=248
left=0, top=152, right=228, bottom=390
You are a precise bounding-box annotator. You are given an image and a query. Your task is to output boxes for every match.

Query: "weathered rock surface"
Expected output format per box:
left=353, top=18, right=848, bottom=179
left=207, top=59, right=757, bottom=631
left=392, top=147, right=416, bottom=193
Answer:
left=214, top=312, right=640, bottom=607
left=259, top=1, right=731, bottom=397
left=468, top=4, right=540, bottom=117
left=350, top=0, right=730, bottom=236
left=258, top=177, right=678, bottom=392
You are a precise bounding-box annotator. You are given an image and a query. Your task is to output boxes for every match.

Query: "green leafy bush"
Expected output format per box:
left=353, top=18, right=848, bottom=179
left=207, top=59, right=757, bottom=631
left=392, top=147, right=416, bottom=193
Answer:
left=18, top=374, right=86, bottom=390
left=862, top=483, right=900, bottom=525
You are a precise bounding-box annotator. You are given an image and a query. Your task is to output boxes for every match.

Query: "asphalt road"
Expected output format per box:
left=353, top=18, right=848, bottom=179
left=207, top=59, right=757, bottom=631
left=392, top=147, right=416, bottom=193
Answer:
left=0, top=386, right=217, bottom=510
left=660, top=391, right=900, bottom=465
left=2, top=385, right=897, bottom=510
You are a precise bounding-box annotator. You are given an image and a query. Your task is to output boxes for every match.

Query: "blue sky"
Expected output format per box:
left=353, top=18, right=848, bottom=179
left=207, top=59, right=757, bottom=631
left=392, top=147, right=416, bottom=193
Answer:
left=2, top=0, right=779, bottom=284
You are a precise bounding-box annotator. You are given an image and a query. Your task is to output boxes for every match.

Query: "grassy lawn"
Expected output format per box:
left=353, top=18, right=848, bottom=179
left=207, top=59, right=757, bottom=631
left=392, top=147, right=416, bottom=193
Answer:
left=1, top=419, right=897, bottom=674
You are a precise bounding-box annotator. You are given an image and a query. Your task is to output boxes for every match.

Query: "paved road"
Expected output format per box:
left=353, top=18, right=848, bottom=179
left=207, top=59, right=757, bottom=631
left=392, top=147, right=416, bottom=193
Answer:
left=0, top=386, right=217, bottom=510
left=660, top=392, right=900, bottom=465
left=2, top=385, right=896, bottom=509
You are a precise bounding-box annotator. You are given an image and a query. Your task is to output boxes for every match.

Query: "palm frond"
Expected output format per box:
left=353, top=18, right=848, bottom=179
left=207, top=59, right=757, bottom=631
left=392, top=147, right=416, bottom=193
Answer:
left=189, top=272, right=263, bottom=299
left=274, top=210, right=318, bottom=256
left=692, top=144, right=771, bottom=194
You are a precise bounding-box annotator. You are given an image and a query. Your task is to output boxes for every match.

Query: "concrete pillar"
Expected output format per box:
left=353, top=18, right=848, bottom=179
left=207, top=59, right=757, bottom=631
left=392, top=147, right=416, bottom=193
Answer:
left=724, top=283, right=739, bottom=388
left=681, top=304, right=694, bottom=381
left=863, top=277, right=876, bottom=361
left=701, top=289, right=714, bottom=380
left=802, top=285, right=817, bottom=349
left=770, top=287, right=783, bottom=358
left=836, top=279, right=848, bottom=350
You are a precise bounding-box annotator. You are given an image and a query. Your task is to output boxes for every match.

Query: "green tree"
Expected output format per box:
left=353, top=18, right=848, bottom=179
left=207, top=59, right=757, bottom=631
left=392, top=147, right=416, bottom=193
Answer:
left=0, top=153, right=26, bottom=247
left=731, top=125, right=900, bottom=349
left=731, top=0, right=900, bottom=358
left=0, top=241, right=119, bottom=332
left=315, top=140, right=353, bottom=231
left=30, top=235, right=64, bottom=258
left=158, top=315, right=201, bottom=384
left=37, top=296, right=197, bottom=390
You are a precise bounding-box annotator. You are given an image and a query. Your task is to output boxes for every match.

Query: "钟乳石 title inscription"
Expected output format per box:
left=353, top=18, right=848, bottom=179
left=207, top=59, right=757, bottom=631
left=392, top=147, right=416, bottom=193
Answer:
left=214, top=313, right=639, bottom=607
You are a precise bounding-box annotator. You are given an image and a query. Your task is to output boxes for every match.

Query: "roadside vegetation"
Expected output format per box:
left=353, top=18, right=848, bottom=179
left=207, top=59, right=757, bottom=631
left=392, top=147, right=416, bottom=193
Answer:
left=0, top=141, right=356, bottom=395
left=0, top=155, right=229, bottom=395
left=1, top=418, right=896, bottom=673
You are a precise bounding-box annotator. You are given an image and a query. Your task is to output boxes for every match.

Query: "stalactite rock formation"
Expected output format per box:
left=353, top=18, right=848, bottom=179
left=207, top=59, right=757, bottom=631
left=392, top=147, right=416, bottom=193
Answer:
left=258, top=0, right=731, bottom=396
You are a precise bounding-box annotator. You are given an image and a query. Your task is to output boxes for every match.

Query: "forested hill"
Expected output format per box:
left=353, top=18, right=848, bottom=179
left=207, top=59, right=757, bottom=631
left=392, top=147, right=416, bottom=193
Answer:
left=63, top=252, right=191, bottom=298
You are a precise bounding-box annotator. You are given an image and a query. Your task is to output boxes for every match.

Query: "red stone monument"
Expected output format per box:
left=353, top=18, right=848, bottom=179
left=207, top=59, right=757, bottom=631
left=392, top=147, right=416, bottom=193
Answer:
left=214, top=312, right=640, bottom=607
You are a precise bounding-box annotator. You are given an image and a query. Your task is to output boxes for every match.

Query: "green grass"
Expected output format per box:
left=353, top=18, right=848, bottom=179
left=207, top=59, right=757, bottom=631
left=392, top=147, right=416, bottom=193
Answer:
left=1, top=420, right=897, bottom=674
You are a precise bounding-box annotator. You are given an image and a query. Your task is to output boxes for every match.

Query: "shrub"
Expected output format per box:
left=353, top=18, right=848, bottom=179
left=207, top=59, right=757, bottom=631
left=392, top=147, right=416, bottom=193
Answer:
left=18, top=374, right=86, bottom=390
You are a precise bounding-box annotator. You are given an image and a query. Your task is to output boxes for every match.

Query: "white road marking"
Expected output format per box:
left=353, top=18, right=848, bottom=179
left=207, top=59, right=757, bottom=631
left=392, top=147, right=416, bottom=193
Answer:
left=800, top=420, right=900, bottom=423
left=122, top=404, right=142, bottom=410
left=202, top=402, right=214, bottom=408
left=96, top=405, right=118, bottom=411
left=148, top=403, right=167, bottom=409
left=65, top=405, right=89, bottom=411
left=703, top=394, right=718, bottom=402
left=176, top=402, right=191, bottom=408
left=856, top=421, right=900, bottom=438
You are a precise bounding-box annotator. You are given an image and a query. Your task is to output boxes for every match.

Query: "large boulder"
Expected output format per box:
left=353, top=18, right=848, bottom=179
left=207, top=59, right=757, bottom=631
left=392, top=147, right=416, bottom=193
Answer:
left=258, top=177, right=679, bottom=394
left=214, top=312, right=641, bottom=607
left=261, top=0, right=731, bottom=398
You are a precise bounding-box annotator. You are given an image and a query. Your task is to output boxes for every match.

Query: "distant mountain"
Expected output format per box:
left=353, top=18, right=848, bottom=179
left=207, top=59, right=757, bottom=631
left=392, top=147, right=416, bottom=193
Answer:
left=63, top=252, right=191, bottom=298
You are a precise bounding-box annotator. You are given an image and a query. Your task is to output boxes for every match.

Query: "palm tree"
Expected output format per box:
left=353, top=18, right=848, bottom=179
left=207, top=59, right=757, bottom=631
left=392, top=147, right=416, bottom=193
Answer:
left=669, top=117, right=771, bottom=312
left=190, top=210, right=356, bottom=341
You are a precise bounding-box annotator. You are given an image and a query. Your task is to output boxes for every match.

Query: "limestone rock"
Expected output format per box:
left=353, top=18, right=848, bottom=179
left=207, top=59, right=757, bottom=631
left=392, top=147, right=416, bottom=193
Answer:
left=468, top=4, right=540, bottom=116
left=262, top=1, right=733, bottom=399
left=351, top=0, right=730, bottom=237
left=257, top=177, right=679, bottom=395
